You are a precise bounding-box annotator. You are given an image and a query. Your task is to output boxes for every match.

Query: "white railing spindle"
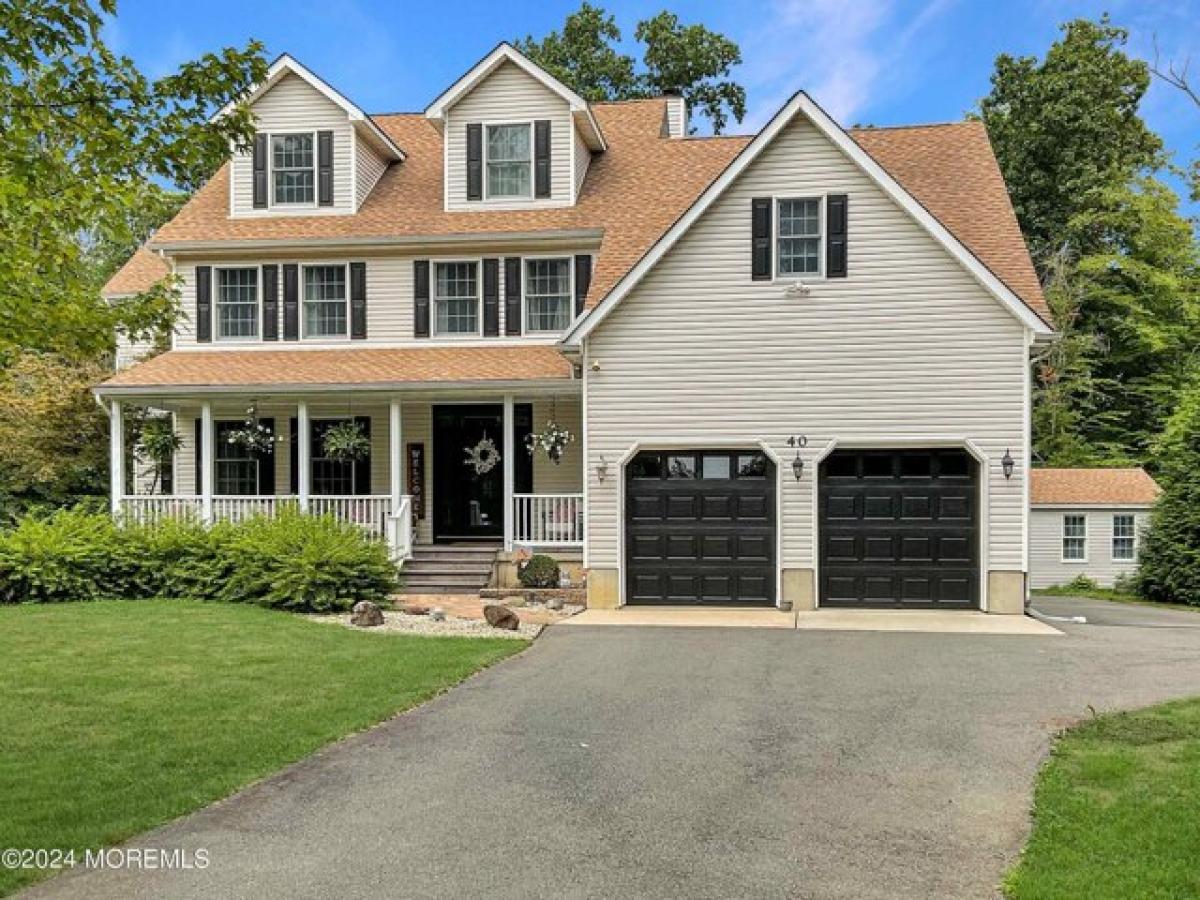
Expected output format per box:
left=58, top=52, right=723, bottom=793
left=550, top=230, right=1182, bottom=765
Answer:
left=511, top=493, right=584, bottom=547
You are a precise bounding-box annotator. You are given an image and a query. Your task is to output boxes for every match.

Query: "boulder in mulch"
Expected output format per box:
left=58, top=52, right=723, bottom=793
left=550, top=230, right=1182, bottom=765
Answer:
left=428, top=607, right=446, bottom=622
left=483, top=604, right=520, bottom=631
left=351, top=600, right=384, bottom=627
left=400, top=604, right=430, bottom=616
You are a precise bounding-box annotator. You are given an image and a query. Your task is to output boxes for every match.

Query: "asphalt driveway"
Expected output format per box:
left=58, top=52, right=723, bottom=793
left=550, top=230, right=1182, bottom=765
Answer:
left=26, top=597, right=1200, bottom=900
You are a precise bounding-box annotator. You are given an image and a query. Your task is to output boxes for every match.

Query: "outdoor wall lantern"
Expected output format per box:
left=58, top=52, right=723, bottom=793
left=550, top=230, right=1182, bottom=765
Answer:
left=1002, top=448, right=1015, bottom=480
left=596, top=454, right=609, bottom=483
left=786, top=435, right=808, bottom=481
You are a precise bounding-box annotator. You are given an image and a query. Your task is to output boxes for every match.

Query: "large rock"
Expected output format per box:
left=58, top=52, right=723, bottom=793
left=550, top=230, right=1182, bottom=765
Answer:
left=483, top=604, right=521, bottom=631
left=350, top=600, right=384, bottom=627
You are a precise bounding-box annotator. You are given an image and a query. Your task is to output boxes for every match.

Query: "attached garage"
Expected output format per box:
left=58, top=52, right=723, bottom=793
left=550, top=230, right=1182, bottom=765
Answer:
left=818, top=448, right=979, bottom=609
left=625, top=449, right=775, bottom=606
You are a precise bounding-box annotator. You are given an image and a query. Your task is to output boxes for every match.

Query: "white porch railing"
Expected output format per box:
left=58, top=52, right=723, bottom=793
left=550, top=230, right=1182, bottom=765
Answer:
left=212, top=495, right=295, bottom=523
left=309, top=495, right=393, bottom=541
left=512, top=493, right=585, bottom=546
left=120, top=495, right=203, bottom=525
left=388, top=495, right=414, bottom=562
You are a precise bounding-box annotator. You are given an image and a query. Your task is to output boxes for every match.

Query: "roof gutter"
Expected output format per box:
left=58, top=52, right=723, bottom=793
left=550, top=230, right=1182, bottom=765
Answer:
left=93, top=377, right=579, bottom=400
left=150, top=228, right=605, bottom=255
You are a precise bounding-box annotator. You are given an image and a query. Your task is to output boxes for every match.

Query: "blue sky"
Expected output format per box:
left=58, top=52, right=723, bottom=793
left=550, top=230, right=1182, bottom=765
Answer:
left=106, top=0, right=1199, bottom=212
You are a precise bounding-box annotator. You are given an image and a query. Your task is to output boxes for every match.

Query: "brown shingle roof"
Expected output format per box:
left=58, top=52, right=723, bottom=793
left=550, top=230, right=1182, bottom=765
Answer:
left=1031, top=468, right=1161, bottom=506
left=102, top=246, right=171, bottom=296
left=101, top=345, right=573, bottom=390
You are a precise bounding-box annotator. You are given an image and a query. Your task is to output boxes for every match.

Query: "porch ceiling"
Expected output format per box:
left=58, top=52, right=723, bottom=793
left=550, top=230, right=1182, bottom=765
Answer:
left=97, top=346, right=577, bottom=396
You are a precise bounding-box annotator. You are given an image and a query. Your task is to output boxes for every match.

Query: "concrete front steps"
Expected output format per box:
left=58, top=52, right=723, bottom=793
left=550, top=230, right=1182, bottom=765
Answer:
left=399, top=543, right=500, bottom=594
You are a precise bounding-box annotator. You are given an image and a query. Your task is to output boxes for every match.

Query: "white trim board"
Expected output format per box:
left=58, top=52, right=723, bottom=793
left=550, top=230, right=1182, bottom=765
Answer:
left=563, top=90, right=1054, bottom=346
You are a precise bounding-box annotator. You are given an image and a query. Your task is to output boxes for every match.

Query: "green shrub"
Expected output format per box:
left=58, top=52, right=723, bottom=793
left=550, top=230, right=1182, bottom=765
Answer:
left=0, top=509, right=128, bottom=603
left=1065, top=574, right=1100, bottom=593
left=518, top=554, right=560, bottom=588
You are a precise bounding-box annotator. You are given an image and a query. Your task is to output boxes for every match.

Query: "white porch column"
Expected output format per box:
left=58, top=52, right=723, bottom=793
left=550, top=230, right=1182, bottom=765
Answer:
left=503, top=394, right=515, bottom=551
left=109, top=399, right=124, bottom=517
left=297, top=400, right=310, bottom=512
left=389, top=399, right=403, bottom=510
left=200, top=400, right=214, bottom=524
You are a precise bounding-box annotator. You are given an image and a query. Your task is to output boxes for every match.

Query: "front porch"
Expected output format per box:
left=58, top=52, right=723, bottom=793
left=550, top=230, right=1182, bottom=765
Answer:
left=107, top=390, right=584, bottom=563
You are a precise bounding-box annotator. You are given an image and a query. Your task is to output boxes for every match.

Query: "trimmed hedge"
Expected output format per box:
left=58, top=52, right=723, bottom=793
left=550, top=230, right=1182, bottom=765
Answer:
left=0, top=508, right=397, bottom=612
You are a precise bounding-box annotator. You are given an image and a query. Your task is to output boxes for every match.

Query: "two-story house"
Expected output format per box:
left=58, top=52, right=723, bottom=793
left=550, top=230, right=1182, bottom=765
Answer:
left=99, top=42, right=1054, bottom=613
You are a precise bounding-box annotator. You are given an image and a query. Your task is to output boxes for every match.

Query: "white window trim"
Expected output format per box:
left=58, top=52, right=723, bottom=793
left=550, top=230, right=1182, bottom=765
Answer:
left=213, top=265, right=263, bottom=343
left=431, top=257, right=483, bottom=338
left=300, top=262, right=351, bottom=341
left=1112, top=513, right=1137, bottom=562
left=1061, top=513, right=1088, bottom=563
left=269, top=130, right=318, bottom=210
left=522, top=254, right=574, bottom=334
left=774, top=194, right=826, bottom=282
left=483, top=121, right=534, bottom=202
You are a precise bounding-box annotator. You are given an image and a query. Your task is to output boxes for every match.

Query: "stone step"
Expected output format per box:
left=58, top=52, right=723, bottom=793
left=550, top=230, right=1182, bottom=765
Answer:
left=404, top=563, right=494, bottom=577
left=401, top=573, right=492, bottom=590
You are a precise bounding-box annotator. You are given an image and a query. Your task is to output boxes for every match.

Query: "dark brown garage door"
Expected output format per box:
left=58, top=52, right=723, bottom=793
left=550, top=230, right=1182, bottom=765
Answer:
left=819, top=448, right=979, bottom=608
left=625, top=449, right=775, bottom=606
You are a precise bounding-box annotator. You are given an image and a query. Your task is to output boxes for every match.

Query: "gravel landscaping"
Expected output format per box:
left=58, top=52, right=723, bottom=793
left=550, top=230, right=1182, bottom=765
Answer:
left=307, top=609, right=544, bottom=639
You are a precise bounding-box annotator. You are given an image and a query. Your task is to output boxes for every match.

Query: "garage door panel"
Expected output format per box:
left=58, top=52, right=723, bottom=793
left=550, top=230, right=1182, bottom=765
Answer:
left=666, top=495, right=698, bottom=519
left=630, top=495, right=663, bottom=521
left=630, top=534, right=663, bottom=560
left=701, top=534, right=732, bottom=560
left=819, top=449, right=978, bottom=609
left=666, top=534, right=697, bottom=559
left=700, top=494, right=733, bottom=519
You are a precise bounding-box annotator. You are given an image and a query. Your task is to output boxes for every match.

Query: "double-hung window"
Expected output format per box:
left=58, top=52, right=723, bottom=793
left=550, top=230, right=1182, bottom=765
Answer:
left=214, top=422, right=259, bottom=495
left=434, top=261, right=479, bottom=335
left=215, top=268, right=259, bottom=340
left=1112, top=514, right=1136, bottom=561
left=485, top=124, right=531, bottom=198
left=1062, top=514, right=1087, bottom=561
left=310, top=420, right=356, bottom=496
left=525, top=258, right=572, bottom=332
left=272, top=133, right=315, bottom=204
left=777, top=198, right=822, bottom=276
left=303, top=265, right=347, bottom=338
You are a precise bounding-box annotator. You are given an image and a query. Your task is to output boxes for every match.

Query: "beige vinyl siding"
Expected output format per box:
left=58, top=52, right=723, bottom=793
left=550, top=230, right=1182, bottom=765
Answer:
left=115, top=333, right=157, bottom=369
left=583, top=113, right=1031, bottom=580
left=230, top=73, right=355, bottom=217
left=355, top=136, right=388, bottom=208
left=1029, top=507, right=1150, bottom=588
left=573, top=126, right=591, bottom=200
left=664, top=96, right=686, bottom=138
left=529, top=396, right=583, bottom=495
left=444, top=61, right=574, bottom=210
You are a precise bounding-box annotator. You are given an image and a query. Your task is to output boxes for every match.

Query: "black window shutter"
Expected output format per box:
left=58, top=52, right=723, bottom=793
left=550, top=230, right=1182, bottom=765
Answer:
left=534, top=120, right=551, bottom=198
left=504, top=257, right=522, bottom=335
left=573, top=254, right=592, bottom=316
left=317, top=130, right=334, bottom=206
left=252, top=134, right=268, bottom=208
left=826, top=194, right=848, bottom=278
left=413, top=260, right=430, bottom=337
left=282, top=264, right=299, bottom=340
left=256, top=418, right=276, bottom=494
left=288, top=418, right=299, bottom=495
left=261, top=265, right=279, bottom=341
left=353, top=416, right=371, bottom=495
left=482, top=258, right=500, bottom=336
left=193, top=419, right=203, bottom=494
left=195, top=265, right=212, bottom=342
left=349, top=262, right=367, bottom=339
left=466, top=124, right=483, bottom=201
left=751, top=198, right=772, bottom=280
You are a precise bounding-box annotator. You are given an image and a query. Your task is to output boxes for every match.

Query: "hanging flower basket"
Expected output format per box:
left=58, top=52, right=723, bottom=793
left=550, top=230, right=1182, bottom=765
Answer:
left=464, top=436, right=501, bottom=475
left=526, top=420, right=574, bottom=465
left=322, top=420, right=370, bottom=462
left=226, top=406, right=278, bottom=455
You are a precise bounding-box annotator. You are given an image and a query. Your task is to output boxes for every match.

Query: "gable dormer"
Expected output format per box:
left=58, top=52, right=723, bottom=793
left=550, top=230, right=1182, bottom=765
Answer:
left=223, top=55, right=404, bottom=218
left=425, top=43, right=606, bottom=211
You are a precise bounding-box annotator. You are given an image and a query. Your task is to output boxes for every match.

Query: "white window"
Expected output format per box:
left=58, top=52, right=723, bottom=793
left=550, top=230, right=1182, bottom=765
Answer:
left=777, top=198, right=822, bottom=276
left=434, top=261, right=479, bottom=335
left=1062, top=514, right=1087, bottom=561
left=485, top=124, right=532, bottom=198
left=215, top=268, right=259, bottom=340
left=303, top=265, right=347, bottom=338
left=1113, top=514, right=1136, bottom=561
left=272, top=133, right=315, bottom=204
left=525, top=258, right=572, bottom=332
left=215, top=422, right=259, bottom=495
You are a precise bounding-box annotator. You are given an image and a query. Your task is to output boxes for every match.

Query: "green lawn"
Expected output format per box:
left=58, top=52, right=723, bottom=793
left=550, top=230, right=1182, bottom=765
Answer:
left=0, top=600, right=526, bottom=896
left=1033, top=584, right=1198, bottom=613
left=1006, top=698, right=1200, bottom=899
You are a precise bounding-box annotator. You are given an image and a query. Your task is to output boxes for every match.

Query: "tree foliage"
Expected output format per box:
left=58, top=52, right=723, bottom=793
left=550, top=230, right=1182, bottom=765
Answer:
left=516, top=2, right=745, bottom=133
left=0, top=0, right=267, bottom=361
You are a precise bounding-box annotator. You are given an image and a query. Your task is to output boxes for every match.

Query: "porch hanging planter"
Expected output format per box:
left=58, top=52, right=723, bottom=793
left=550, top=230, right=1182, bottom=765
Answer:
left=321, top=420, right=370, bottom=462
left=225, top=405, right=278, bottom=455
left=526, top=420, right=575, bottom=465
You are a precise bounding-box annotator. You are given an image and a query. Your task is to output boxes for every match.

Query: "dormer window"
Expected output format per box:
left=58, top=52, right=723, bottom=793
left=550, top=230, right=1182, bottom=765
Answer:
left=272, top=133, right=315, bottom=204
left=486, top=124, right=532, bottom=198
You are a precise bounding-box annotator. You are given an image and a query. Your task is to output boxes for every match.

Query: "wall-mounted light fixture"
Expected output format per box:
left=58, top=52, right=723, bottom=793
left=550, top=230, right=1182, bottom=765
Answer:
left=596, top=454, right=609, bottom=483
left=786, top=435, right=808, bottom=481
left=1002, top=448, right=1015, bottom=481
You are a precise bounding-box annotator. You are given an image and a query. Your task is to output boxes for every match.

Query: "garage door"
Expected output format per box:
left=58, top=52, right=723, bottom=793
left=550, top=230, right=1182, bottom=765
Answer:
left=819, top=448, right=979, bottom=608
left=625, top=449, right=775, bottom=605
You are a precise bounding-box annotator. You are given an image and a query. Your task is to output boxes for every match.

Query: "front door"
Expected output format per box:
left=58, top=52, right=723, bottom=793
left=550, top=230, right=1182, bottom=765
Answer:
left=433, top=405, right=505, bottom=541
